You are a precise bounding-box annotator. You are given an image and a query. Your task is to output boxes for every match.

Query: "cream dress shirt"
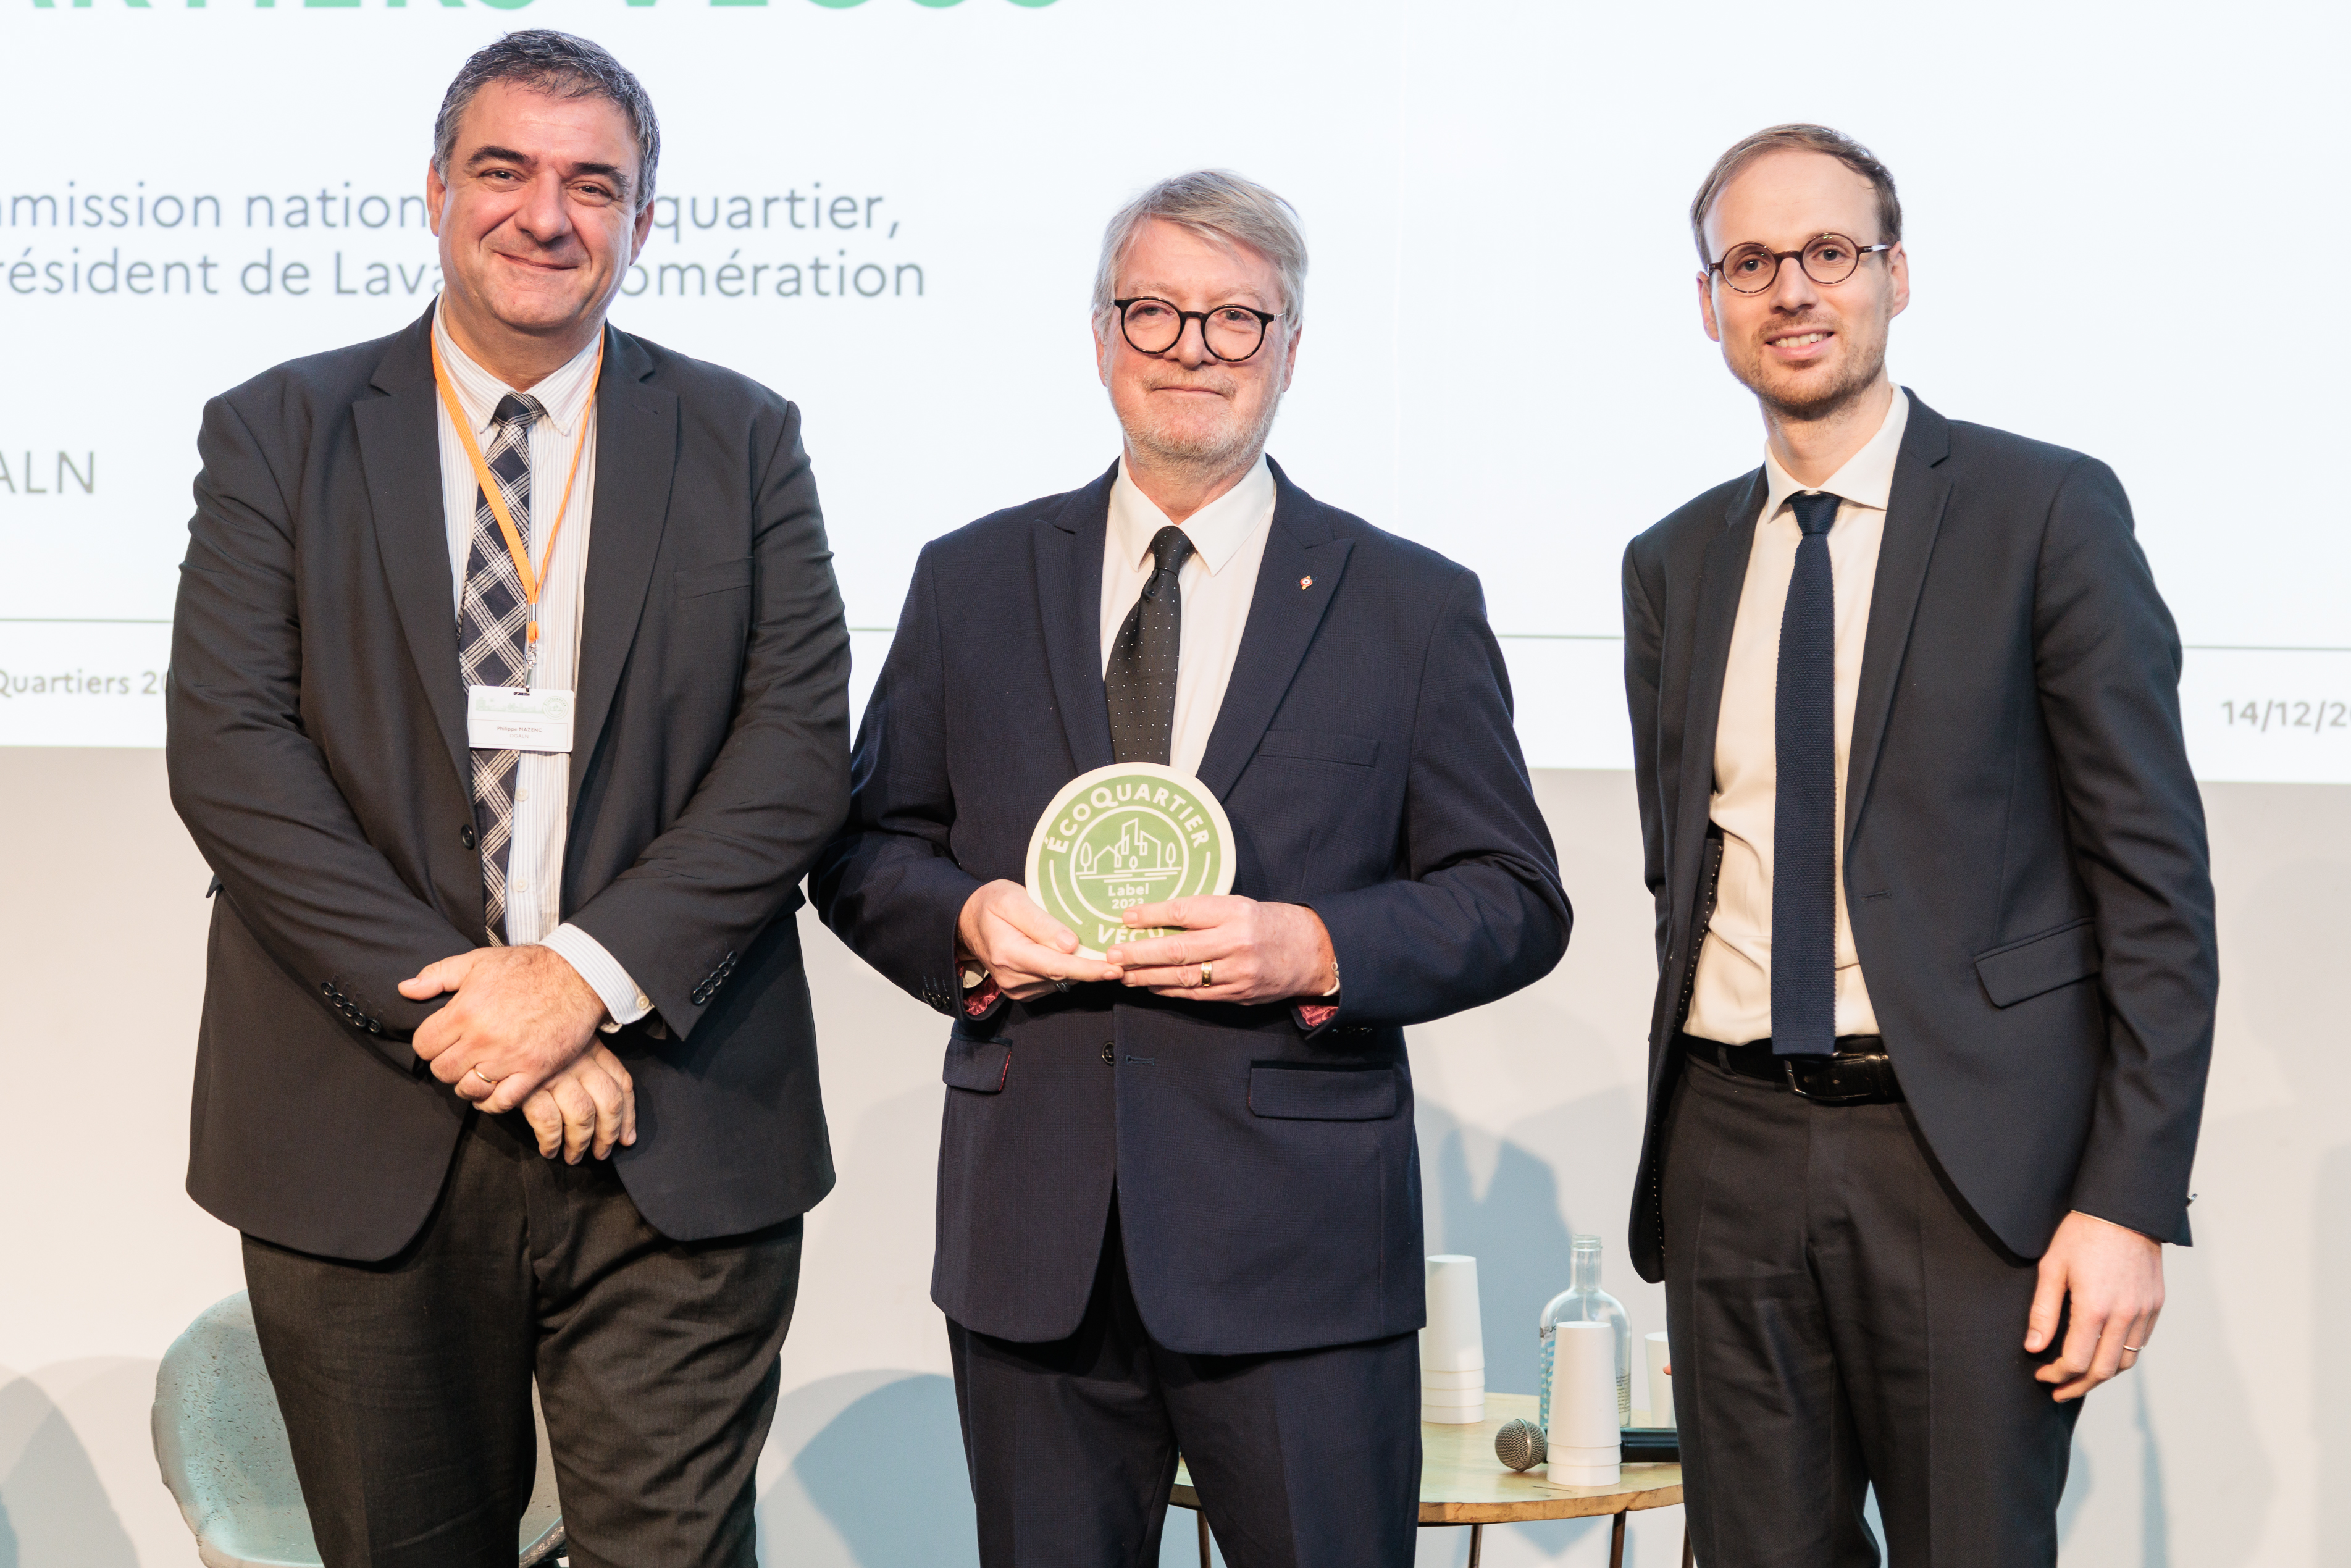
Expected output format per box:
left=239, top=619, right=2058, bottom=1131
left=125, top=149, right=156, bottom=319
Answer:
left=1097, top=455, right=1277, bottom=779
left=1684, top=386, right=1911, bottom=1046
left=432, top=307, right=649, bottom=1028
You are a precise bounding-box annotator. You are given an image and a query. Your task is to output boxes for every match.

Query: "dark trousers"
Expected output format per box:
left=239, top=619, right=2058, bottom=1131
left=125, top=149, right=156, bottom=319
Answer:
left=243, top=1109, right=803, bottom=1568
left=946, top=1202, right=1420, bottom=1568
left=1660, top=1047, right=2081, bottom=1567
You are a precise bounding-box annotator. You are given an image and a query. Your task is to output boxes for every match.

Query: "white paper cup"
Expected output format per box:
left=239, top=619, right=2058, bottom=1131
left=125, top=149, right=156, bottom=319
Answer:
left=1547, top=1459, right=1622, bottom=1487
left=1421, top=1399, right=1485, bottom=1425
left=1418, top=1383, right=1487, bottom=1407
left=1420, top=1367, right=1486, bottom=1391
left=1646, top=1332, right=1675, bottom=1428
left=1420, top=1256, right=1485, bottom=1373
left=1548, top=1322, right=1620, bottom=1449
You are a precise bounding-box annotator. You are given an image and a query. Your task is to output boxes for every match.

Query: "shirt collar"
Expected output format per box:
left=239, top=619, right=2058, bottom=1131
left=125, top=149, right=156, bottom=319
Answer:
left=431, top=302, right=601, bottom=440
left=1107, top=454, right=1276, bottom=577
left=1761, top=382, right=1911, bottom=522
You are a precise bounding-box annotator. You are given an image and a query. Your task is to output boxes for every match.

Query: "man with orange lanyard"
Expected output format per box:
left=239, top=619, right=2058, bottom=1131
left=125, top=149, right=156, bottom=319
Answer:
left=166, top=31, right=849, bottom=1567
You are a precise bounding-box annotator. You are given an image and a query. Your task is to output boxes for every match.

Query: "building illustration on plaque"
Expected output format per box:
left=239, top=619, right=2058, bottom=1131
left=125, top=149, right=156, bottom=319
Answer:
left=1073, top=817, right=1185, bottom=887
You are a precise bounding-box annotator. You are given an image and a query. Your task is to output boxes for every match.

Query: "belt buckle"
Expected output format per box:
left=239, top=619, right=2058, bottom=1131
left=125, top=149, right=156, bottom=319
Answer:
left=1781, top=1055, right=1880, bottom=1105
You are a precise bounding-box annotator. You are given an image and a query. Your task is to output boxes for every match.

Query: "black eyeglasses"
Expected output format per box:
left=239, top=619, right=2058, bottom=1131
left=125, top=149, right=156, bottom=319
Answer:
left=1112, top=297, right=1283, bottom=362
left=1707, top=233, right=1892, bottom=294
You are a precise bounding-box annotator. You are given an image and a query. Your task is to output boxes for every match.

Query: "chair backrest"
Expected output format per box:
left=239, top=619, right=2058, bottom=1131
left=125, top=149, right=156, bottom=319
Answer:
left=152, top=1291, right=564, bottom=1568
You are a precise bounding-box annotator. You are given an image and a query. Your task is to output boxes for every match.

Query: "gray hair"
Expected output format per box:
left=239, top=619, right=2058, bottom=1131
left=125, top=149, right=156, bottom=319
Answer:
left=1091, top=170, right=1307, bottom=332
left=433, top=31, right=661, bottom=211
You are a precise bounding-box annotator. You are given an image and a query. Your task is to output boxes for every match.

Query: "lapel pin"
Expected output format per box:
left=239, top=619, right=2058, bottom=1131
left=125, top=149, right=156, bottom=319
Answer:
left=1299, top=575, right=1314, bottom=590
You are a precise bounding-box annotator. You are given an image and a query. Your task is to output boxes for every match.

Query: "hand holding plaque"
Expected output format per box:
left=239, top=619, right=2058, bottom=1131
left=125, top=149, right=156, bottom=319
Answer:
left=1022, top=763, right=1333, bottom=1004
left=1024, top=763, right=1238, bottom=958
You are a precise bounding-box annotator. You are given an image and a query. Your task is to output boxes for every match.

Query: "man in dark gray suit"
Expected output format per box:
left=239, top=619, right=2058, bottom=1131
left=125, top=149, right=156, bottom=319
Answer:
left=1623, top=125, right=2215, bottom=1565
left=166, top=31, right=847, bottom=1567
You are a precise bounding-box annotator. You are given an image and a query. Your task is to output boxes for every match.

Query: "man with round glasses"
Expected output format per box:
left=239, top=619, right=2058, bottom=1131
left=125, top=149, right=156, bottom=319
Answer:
left=816, top=170, right=1567, bottom=1566
left=1620, top=124, right=2215, bottom=1563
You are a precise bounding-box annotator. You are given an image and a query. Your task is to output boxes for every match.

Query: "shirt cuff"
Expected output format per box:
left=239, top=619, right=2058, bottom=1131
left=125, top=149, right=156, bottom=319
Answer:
left=540, top=924, right=655, bottom=1030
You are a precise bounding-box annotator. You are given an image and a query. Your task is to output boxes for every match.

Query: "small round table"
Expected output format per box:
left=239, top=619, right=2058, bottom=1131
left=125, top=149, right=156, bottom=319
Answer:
left=1171, top=1393, right=1687, bottom=1568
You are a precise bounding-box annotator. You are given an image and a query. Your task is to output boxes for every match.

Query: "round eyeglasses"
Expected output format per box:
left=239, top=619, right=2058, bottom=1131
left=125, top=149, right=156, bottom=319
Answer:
left=1708, top=233, right=1892, bottom=294
left=1113, top=297, right=1283, bottom=362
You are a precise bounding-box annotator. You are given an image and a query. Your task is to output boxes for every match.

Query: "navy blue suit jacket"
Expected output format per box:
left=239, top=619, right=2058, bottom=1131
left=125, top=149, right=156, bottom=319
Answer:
left=1622, top=393, right=2215, bottom=1280
left=813, top=460, right=1569, bottom=1355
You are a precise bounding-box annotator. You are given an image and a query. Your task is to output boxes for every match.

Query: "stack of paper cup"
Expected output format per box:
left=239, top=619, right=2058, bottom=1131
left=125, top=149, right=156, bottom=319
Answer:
left=1645, top=1331, right=1675, bottom=1428
left=1420, top=1255, right=1485, bottom=1425
left=1546, top=1320, right=1621, bottom=1485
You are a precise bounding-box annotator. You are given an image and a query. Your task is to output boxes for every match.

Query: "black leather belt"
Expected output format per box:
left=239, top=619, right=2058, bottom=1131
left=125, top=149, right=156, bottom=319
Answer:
left=1685, top=1032, right=1904, bottom=1105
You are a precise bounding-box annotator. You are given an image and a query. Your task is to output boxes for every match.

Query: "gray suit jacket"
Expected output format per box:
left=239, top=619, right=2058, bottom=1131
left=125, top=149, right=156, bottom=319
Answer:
left=168, top=306, right=850, bottom=1260
left=1622, top=392, right=2216, bottom=1280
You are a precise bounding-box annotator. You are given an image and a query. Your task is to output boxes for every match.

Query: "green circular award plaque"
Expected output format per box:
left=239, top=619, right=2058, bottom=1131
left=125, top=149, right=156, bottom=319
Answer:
left=1024, top=761, right=1238, bottom=958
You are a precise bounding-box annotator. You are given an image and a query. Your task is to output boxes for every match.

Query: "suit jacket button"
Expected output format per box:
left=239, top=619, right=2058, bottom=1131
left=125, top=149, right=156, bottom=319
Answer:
left=459, top=824, right=477, bottom=850
left=1101, top=1042, right=1115, bottom=1065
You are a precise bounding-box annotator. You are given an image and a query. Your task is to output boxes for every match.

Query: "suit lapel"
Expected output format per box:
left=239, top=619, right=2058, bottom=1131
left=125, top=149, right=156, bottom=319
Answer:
left=1671, top=471, right=1767, bottom=905
left=1844, top=393, right=1953, bottom=845
left=1037, top=464, right=1118, bottom=775
left=1194, top=462, right=1351, bottom=800
left=353, top=311, right=468, bottom=792
left=569, top=327, right=678, bottom=818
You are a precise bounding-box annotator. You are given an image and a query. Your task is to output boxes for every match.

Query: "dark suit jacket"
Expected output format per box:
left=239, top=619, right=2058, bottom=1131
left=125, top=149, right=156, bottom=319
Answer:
left=168, top=306, right=851, bottom=1261
left=812, top=461, right=1569, bottom=1356
left=1622, top=391, right=2216, bottom=1281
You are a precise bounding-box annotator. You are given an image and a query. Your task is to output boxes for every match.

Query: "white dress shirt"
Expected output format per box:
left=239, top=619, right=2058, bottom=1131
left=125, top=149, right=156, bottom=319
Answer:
left=1685, top=385, right=1911, bottom=1046
left=432, top=306, right=650, bottom=1028
left=1097, top=455, right=1277, bottom=779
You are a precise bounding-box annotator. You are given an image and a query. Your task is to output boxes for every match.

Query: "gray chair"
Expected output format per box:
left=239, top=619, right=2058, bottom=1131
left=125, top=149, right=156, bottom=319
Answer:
left=152, top=1291, right=564, bottom=1567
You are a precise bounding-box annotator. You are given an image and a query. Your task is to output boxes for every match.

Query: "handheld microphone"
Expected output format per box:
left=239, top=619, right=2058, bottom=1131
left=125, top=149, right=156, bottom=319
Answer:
left=1494, top=1417, right=1546, bottom=1470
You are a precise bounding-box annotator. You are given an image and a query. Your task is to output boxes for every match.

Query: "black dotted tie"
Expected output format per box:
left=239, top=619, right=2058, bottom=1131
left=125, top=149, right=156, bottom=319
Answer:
left=1105, top=526, right=1195, bottom=765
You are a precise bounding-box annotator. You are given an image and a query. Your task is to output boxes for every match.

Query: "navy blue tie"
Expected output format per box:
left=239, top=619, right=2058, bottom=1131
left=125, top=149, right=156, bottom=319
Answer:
left=1772, top=490, right=1842, bottom=1056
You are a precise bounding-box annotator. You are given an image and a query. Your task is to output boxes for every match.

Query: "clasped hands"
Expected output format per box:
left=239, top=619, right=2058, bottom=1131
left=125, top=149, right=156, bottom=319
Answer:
left=398, top=945, right=636, bottom=1165
left=957, top=879, right=1336, bottom=1005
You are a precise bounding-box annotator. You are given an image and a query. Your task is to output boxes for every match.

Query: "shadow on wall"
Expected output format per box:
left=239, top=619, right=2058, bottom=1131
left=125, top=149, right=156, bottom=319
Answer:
left=788, top=1372, right=974, bottom=1567
left=0, top=1370, right=136, bottom=1568
left=1413, top=1089, right=1648, bottom=1565
left=1414, top=1085, right=1646, bottom=1410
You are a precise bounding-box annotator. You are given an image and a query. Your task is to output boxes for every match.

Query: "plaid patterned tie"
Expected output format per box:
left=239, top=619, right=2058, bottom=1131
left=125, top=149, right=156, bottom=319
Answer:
left=457, top=392, right=544, bottom=945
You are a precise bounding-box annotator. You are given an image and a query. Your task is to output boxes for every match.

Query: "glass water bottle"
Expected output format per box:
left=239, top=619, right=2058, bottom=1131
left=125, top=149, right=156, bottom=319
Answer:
left=1537, top=1234, right=1632, bottom=1430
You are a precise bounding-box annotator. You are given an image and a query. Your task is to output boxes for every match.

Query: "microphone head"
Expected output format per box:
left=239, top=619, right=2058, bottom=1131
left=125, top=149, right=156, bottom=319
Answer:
left=1494, top=1417, right=1548, bottom=1471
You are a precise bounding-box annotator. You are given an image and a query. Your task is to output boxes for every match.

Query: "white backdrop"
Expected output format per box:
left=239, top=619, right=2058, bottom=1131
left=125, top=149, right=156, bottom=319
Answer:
left=0, top=0, right=2346, bottom=778
left=3, top=1, right=2347, bottom=1564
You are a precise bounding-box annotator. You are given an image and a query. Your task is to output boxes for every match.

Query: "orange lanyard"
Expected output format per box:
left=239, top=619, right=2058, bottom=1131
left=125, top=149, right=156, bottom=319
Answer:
left=429, top=329, right=603, bottom=673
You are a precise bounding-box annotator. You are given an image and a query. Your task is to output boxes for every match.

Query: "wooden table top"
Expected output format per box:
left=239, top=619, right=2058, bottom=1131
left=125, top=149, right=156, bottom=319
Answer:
left=1172, top=1393, right=1683, bottom=1525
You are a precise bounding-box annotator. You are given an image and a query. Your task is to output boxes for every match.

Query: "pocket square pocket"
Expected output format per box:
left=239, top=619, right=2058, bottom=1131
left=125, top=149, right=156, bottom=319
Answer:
left=1972, top=917, right=2101, bottom=1008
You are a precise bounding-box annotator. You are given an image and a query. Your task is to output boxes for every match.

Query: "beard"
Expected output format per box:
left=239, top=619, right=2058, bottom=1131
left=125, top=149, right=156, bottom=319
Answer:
left=1739, top=314, right=1888, bottom=424
left=1123, top=377, right=1284, bottom=474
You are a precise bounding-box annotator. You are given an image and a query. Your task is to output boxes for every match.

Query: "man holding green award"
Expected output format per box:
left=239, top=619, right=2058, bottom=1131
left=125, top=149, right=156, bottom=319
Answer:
left=813, top=170, right=1569, bottom=1568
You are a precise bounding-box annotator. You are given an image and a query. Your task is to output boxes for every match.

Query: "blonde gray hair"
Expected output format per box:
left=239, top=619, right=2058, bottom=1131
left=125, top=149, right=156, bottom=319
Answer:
left=1092, top=170, right=1307, bottom=332
left=1690, top=124, right=1901, bottom=266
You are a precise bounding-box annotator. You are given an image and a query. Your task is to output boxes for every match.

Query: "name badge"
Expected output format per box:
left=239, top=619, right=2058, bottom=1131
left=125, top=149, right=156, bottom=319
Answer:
left=467, top=685, right=575, bottom=754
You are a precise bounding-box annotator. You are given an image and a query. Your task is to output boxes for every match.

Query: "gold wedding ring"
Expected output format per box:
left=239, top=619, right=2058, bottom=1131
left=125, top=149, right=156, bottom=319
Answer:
left=1199, top=962, right=1213, bottom=988
left=469, top=1065, right=498, bottom=1087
